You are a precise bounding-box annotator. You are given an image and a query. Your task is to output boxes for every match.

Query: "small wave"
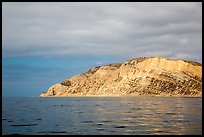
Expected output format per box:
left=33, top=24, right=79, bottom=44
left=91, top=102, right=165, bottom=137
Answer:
left=165, top=112, right=176, bottom=115
left=132, top=108, right=142, bottom=110
left=101, top=120, right=112, bottom=123
left=163, top=120, right=170, bottom=123
left=11, top=124, right=37, bottom=127
left=82, top=120, right=93, bottom=123
left=37, top=131, right=67, bottom=134
left=97, top=128, right=105, bottom=130
left=174, top=106, right=184, bottom=109
left=54, top=124, right=59, bottom=127
left=6, top=134, right=22, bottom=135
left=53, top=104, right=68, bottom=107
left=115, top=126, right=127, bottom=128
left=50, top=131, right=67, bottom=133
left=125, top=111, right=132, bottom=113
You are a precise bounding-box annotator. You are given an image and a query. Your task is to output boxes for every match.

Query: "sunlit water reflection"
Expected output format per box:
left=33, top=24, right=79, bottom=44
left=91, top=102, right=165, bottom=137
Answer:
left=2, top=97, right=202, bottom=135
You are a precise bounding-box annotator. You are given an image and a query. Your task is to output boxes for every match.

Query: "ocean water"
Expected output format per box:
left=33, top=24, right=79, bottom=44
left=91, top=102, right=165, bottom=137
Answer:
left=2, top=97, right=202, bottom=135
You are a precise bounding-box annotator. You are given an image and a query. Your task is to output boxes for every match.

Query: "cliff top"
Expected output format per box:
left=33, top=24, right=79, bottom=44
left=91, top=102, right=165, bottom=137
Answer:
left=128, top=56, right=202, bottom=66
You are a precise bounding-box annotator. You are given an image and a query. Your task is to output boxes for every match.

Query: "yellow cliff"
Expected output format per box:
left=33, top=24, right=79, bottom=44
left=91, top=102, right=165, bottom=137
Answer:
left=40, top=57, right=202, bottom=97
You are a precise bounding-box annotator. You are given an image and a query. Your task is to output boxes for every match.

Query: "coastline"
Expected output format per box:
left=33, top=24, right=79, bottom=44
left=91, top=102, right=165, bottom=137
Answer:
left=39, top=94, right=202, bottom=98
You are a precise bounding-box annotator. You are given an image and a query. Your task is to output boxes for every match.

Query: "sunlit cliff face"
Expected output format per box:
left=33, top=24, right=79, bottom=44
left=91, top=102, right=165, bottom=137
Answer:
left=40, top=57, right=202, bottom=97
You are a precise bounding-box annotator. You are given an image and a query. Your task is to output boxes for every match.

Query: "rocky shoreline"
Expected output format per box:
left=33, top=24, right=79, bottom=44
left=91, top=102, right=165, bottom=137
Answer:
left=40, top=57, right=202, bottom=97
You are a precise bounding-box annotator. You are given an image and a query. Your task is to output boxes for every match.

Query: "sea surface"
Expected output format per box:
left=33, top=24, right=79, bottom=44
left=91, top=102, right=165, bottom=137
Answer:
left=2, top=97, right=202, bottom=135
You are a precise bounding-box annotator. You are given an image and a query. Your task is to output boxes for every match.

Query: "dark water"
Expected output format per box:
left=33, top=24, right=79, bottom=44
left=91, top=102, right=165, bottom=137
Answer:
left=2, top=97, right=202, bottom=135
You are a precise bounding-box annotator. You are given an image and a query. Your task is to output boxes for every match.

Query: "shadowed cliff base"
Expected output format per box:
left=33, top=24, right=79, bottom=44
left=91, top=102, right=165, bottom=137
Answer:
left=40, top=57, right=202, bottom=97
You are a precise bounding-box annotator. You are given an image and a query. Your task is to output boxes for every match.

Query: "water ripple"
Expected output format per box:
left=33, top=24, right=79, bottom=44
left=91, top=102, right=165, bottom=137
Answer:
left=2, top=97, right=202, bottom=135
left=11, top=124, right=38, bottom=127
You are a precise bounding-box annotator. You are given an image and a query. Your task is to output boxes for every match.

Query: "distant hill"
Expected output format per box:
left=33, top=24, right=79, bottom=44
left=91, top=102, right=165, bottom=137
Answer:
left=40, top=57, right=202, bottom=97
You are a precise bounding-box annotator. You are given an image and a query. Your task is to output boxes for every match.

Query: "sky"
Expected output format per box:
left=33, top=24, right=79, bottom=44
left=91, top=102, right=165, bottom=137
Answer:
left=2, top=2, right=202, bottom=97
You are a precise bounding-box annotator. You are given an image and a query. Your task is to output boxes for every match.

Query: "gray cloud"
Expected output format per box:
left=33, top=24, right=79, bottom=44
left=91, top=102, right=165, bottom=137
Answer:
left=2, top=2, right=202, bottom=62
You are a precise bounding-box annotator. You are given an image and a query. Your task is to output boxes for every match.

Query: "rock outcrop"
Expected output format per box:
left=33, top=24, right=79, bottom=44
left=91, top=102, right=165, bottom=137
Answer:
left=40, top=57, right=202, bottom=97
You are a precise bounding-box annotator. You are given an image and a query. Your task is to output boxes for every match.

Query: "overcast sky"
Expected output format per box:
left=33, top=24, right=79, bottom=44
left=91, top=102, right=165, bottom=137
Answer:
left=2, top=2, right=202, bottom=97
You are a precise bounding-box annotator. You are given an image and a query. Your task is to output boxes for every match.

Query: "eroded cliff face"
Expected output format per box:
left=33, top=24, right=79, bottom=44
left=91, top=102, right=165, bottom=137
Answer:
left=40, top=57, right=202, bottom=97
